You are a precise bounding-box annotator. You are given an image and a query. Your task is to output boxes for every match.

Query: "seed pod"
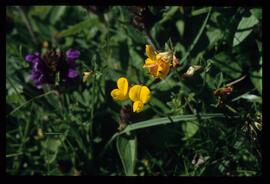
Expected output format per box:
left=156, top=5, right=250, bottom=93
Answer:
left=213, top=86, right=233, bottom=96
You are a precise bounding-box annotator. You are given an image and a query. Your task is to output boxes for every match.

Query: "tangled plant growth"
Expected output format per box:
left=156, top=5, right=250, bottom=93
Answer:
left=6, top=6, right=262, bottom=176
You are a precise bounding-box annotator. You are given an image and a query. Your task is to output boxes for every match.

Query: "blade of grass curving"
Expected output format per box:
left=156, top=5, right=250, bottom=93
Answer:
left=101, top=113, right=234, bottom=157
left=122, top=113, right=226, bottom=133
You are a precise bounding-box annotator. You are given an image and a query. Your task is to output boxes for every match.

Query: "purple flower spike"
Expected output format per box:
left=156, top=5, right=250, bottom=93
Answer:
left=67, top=68, right=79, bottom=78
left=25, top=49, right=80, bottom=89
left=66, top=49, right=80, bottom=60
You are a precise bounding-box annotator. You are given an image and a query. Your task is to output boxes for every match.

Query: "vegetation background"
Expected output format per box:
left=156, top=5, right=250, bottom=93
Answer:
left=6, top=6, right=262, bottom=176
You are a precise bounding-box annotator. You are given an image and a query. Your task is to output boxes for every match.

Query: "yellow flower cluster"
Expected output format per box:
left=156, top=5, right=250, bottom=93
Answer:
left=111, top=44, right=179, bottom=113
left=111, top=77, right=151, bottom=113
left=143, top=44, right=179, bottom=79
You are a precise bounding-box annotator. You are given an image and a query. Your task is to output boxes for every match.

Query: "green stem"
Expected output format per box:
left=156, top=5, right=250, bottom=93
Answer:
left=180, top=7, right=212, bottom=67
left=168, top=7, right=212, bottom=81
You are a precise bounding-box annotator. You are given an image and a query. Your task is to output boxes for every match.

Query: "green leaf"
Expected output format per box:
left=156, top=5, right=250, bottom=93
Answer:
left=212, top=52, right=242, bottom=79
left=216, top=72, right=224, bottom=88
left=150, top=97, right=171, bottom=113
left=239, top=94, right=262, bottom=103
left=125, top=113, right=228, bottom=133
left=59, top=18, right=100, bottom=37
left=176, top=20, right=185, bottom=37
left=233, top=15, right=259, bottom=47
left=182, top=121, right=199, bottom=140
left=191, top=7, right=211, bottom=16
left=250, top=8, right=262, bottom=21
left=116, top=135, right=137, bottom=176
left=49, top=6, right=66, bottom=25
left=126, top=25, right=146, bottom=44
left=29, top=6, right=51, bottom=20
left=250, top=62, right=262, bottom=95
left=206, top=28, right=223, bottom=47
left=41, top=137, right=62, bottom=164
left=159, top=6, right=179, bottom=25
left=151, top=78, right=179, bottom=92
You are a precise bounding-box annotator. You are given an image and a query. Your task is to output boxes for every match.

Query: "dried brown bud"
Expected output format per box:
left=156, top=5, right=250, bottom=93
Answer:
left=213, top=86, right=233, bottom=96
left=118, top=105, right=133, bottom=131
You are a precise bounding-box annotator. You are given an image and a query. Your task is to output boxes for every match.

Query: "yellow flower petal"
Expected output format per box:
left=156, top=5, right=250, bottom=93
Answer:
left=140, top=86, right=151, bottom=103
left=146, top=44, right=156, bottom=61
left=144, top=58, right=156, bottom=66
left=111, top=89, right=126, bottom=101
left=156, top=51, right=173, bottom=63
left=117, top=77, right=129, bottom=96
left=129, top=85, right=142, bottom=102
left=157, top=60, right=171, bottom=79
left=133, top=100, right=144, bottom=113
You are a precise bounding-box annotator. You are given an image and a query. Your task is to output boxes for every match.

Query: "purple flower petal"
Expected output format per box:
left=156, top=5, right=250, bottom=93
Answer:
left=30, top=70, right=42, bottom=81
left=34, top=74, right=45, bottom=89
left=25, top=54, right=35, bottom=62
left=66, top=49, right=80, bottom=60
left=35, top=82, right=43, bottom=89
left=25, top=52, right=40, bottom=63
left=67, top=68, right=78, bottom=78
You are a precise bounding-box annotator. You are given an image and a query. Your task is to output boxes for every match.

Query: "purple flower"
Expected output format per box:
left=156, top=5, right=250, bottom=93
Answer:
left=25, top=52, right=40, bottom=63
left=67, top=68, right=78, bottom=78
left=25, top=49, right=80, bottom=89
left=66, top=49, right=80, bottom=60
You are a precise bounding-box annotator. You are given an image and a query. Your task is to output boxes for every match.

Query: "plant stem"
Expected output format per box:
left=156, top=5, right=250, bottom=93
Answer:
left=145, top=30, right=158, bottom=51
left=181, top=8, right=211, bottom=67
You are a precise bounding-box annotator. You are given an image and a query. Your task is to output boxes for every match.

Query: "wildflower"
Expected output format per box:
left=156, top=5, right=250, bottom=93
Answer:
left=111, top=77, right=129, bottom=101
left=25, top=49, right=80, bottom=89
left=111, top=77, right=151, bottom=113
left=143, top=44, right=179, bottom=79
left=129, top=84, right=151, bottom=113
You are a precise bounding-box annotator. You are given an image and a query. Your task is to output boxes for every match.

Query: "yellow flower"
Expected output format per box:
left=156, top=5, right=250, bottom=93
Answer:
left=129, top=85, right=151, bottom=113
left=111, top=77, right=129, bottom=101
left=143, top=44, right=179, bottom=79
